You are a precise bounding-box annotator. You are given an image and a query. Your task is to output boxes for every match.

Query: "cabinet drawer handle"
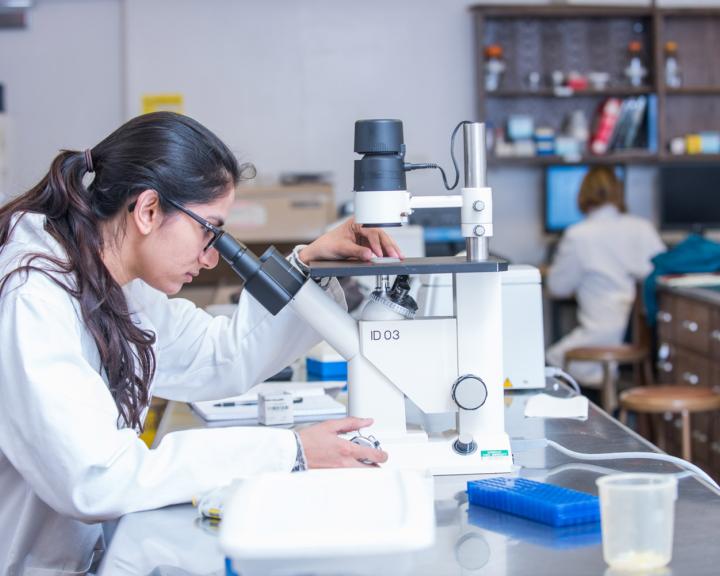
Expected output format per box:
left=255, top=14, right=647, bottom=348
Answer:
left=657, top=311, right=672, bottom=323
left=657, top=343, right=671, bottom=360
left=682, top=372, right=699, bottom=385
left=712, top=442, right=720, bottom=453
left=682, top=320, right=699, bottom=333
left=692, top=431, right=708, bottom=443
left=712, top=330, right=720, bottom=341
left=656, top=361, right=673, bottom=373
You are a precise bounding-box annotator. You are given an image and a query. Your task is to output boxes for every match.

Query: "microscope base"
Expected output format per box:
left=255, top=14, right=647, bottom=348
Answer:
left=380, top=433, right=513, bottom=476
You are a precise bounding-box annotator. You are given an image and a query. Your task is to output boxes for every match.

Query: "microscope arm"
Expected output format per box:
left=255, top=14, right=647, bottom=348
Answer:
left=409, top=195, right=462, bottom=209
left=213, top=231, right=405, bottom=433
left=289, top=279, right=360, bottom=361
left=213, top=230, right=361, bottom=361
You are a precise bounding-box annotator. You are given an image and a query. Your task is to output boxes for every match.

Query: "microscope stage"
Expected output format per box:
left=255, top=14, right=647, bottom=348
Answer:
left=308, top=256, right=508, bottom=278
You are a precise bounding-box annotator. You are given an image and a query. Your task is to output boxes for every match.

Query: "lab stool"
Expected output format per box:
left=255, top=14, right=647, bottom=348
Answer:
left=563, top=344, right=651, bottom=413
left=619, top=386, right=720, bottom=462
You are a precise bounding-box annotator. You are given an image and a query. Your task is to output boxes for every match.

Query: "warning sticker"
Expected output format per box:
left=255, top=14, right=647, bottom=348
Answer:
left=481, top=450, right=510, bottom=458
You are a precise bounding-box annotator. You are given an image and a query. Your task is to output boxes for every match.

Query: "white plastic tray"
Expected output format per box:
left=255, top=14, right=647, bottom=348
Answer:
left=219, top=468, right=435, bottom=576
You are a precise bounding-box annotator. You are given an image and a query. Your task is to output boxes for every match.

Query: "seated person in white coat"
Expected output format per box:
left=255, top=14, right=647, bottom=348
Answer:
left=0, top=112, right=401, bottom=575
left=545, top=166, right=665, bottom=386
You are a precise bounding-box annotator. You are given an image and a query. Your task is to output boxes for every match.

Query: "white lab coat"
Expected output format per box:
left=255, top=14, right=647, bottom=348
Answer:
left=545, top=205, right=665, bottom=384
left=0, top=212, right=346, bottom=575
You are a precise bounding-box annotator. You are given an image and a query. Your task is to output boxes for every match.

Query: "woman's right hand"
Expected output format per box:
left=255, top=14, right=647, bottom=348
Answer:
left=298, top=417, right=388, bottom=468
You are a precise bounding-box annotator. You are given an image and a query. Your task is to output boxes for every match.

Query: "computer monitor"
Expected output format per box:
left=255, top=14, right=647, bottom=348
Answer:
left=408, top=207, right=465, bottom=256
left=544, top=165, right=625, bottom=234
left=659, top=164, right=720, bottom=232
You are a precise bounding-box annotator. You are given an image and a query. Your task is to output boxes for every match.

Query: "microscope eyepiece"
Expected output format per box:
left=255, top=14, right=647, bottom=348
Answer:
left=353, top=119, right=408, bottom=227
left=354, top=119, right=404, bottom=154
left=353, top=119, right=407, bottom=194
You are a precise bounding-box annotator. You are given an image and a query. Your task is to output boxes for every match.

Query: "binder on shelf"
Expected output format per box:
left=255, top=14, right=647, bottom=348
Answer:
left=604, top=95, right=650, bottom=153
left=623, top=95, right=647, bottom=150
left=607, top=98, right=633, bottom=151
left=646, top=94, right=658, bottom=153
left=590, top=98, right=621, bottom=155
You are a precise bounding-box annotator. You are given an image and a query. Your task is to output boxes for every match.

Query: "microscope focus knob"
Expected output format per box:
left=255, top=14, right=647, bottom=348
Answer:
left=350, top=434, right=382, bottom=465
left=453, top=434, right=477, bottom=455
left=452, top=375, right=488, bottom=411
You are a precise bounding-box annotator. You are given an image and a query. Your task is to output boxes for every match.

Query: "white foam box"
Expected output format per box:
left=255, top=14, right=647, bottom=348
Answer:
left=220, top=468, right=435, bottom=576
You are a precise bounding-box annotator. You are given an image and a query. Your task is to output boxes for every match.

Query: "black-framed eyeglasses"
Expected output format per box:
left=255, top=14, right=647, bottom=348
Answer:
left=165, top=198, right=225, bottom=252
left=128, top=197, right=225, bottom=252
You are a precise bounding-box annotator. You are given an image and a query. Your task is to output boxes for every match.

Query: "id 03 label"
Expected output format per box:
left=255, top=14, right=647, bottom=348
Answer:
left=370, top=329, right=400, bottom=341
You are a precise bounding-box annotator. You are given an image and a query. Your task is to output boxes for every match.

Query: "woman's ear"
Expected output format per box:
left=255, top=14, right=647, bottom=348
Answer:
left=130, top=189, right=163, bottom=236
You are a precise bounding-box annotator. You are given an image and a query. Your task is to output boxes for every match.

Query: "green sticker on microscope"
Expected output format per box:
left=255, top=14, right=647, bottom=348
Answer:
left=481, top=450, right=509, bottom=458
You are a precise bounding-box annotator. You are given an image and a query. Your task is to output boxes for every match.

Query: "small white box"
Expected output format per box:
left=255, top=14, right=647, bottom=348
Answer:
left=257, top=391, right=294, bottom=425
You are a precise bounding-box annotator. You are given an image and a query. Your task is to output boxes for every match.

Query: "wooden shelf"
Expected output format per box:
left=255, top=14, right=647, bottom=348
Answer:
left=657, top=8, right=720, bottom=17
left=489, top=152, right=658, bottom=167
left=488, top=87, right=653, bottom=98
left=474, top=5, right=720, bottom=169
left=666, top=87, right=720, bottom=96
left=489, top=154, right=720, bottom=167
left=472, top=5, right=653, bottom=18
left=471, top=4, right=720, bottom=18
left=660, top=154, right=720, bottom=164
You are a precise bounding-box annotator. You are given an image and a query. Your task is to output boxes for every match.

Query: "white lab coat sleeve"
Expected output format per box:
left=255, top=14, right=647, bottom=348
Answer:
left=633, top=223, right=666, bottom=279
left=0, top=287, right=299, bottom=522
left=546, top=231, right=584, bottom=298
left=144, top=278, right=347, bottom=402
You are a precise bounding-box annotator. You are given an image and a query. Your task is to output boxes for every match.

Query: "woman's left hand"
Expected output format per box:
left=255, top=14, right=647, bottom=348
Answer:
left=298, top=217, right=404, bottom=264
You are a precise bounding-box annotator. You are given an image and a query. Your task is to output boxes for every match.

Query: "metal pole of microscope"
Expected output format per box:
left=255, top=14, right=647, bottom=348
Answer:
left=463, top=122, right=489, bottom=263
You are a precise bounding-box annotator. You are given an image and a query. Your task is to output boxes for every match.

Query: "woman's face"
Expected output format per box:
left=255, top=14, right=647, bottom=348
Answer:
left=137, top=186, right=236, bottom=295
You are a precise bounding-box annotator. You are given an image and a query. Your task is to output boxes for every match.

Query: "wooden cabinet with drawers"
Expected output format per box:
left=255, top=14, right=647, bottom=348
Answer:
left=656, top=287, right=720, bottom=480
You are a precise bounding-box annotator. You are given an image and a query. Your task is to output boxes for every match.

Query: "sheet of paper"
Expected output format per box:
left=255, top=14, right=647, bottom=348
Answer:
left=524, top=393, right=588, bottom=421
left=232, top=380, right=345, bottom=404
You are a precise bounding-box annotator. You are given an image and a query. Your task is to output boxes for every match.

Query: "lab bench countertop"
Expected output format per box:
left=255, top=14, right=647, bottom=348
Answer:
left=657, top=276, right=720, bottom=306
left=98, top=390, right=720, bottom=576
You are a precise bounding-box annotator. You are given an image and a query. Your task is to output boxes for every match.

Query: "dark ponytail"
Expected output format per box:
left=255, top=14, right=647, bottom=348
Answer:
left=0, top=112, right=247, bottom=430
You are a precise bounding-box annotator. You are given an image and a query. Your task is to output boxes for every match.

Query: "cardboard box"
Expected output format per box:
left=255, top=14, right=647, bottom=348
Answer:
left=186, top=183, right=335, bottom=286
left=228, top=184, right=335, bottom=243
left=173, top=283, right=243, bottom=308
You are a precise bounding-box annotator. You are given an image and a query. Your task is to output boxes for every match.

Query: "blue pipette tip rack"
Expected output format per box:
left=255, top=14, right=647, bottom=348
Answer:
left=467, top=477, right=600, bottom=527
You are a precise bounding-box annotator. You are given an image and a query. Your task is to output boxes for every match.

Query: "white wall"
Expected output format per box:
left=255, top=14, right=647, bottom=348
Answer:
left=123, top=0, right=677, bottom=264
left=123, top=0, right=475, bottom=195
left=3, top=0, right=717, bottom=263
left=0, top=0, right=123, bottom=198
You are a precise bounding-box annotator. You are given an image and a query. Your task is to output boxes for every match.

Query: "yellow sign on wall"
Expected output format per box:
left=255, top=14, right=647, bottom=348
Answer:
left=141, top=93, right=184, bottom=115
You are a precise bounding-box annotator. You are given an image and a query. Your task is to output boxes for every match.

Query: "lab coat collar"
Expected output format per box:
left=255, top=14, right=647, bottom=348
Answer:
left=586, top=204, right=620, bottom=221
left=2, top=212, right=82, bottom=295
left=8, top=211, right=67, bottom=260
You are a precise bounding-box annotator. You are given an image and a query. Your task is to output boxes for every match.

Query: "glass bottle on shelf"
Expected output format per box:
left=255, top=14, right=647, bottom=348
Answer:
left=484, top=44, right=506, bottom=92
left=624, top=41, right=647, bottom=88
left=665, top=41, right=682, bottom=88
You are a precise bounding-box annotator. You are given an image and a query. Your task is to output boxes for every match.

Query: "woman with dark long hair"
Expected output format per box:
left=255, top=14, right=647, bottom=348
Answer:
left=0, top=111, right=397, bottom=574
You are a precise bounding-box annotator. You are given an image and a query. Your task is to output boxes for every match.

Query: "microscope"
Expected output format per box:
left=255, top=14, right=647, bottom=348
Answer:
left=214, top=119, right=513, bottom=475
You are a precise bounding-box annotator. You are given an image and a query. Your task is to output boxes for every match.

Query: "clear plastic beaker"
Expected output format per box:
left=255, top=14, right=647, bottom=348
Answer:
left=596, top=473, right=678, bottom=572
